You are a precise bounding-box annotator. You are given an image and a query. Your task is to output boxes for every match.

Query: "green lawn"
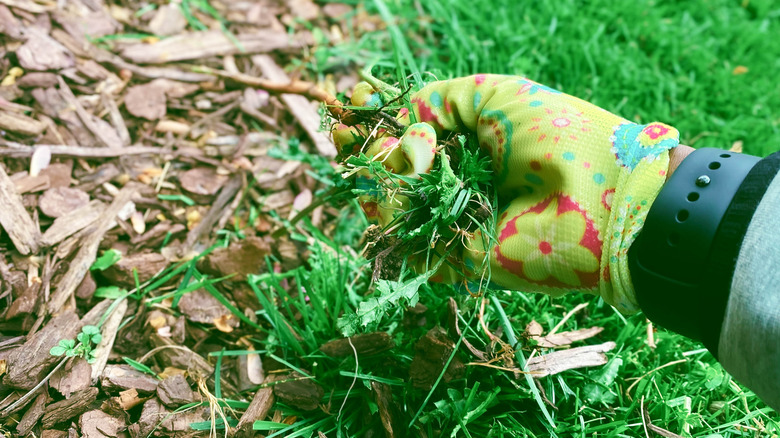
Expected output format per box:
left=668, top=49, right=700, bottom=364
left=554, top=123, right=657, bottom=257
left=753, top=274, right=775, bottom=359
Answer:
left=324, top=0, right=780, bottom=157
left=263, top=0, right=780, bottom=436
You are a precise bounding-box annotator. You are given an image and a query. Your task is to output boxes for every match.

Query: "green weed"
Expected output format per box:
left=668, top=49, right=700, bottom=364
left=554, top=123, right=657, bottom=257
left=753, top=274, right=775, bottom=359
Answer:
left=49, top=325, right=103, bottom=363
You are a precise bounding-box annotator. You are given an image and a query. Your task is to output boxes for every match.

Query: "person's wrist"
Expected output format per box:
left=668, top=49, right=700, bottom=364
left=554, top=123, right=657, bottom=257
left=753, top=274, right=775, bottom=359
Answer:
left=666, top=144, right=695, bottom=180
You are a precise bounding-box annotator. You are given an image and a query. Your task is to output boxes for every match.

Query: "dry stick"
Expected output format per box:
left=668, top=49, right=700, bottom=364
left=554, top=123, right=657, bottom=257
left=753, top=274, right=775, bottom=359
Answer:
left=57, top=76, right=123, bottom=149
left=625, top=359, right=688, bottom=400
left=532, top=326, right=604, bottom=349
left=0, top=142, right=175, bottom=158
left=240, top=101, right=278, bottom=129
left=548, top=302, right=588, bottom=336
left=646, top=319, right=657, bottom=349
left=200, top=64, right=409, bottom=136
left=447, top=297, right=487, bottom=360
left=525, top=341, right=616, bottom=378
left=182, top=100, right=240, bottom=140
left=252, top=55, right=338, bottom=158
left=0, top=164, right=40, bottom=255
left=730, top=379, right=766, bottom=432
left=641, top=397, right=685, bottom=438
left=478, top=298, right=501, bottom=343
left=0, top=359, right=67, bottom=417
left=136, top=345, right=196, bottom=364
left=102, top=92, right=132, bottom=146
left=48, top=185, right=138, bottom=314
left=640, top=396, right=651, bottom=438
left=215, top=173, right=247, bottom=232
left=49, top=28, right=213, bottom=83
left=1, top=142, right=228, bottom=172
left=40, top=200, right=105, bottom=247
left=235, top=376, right=277, bottom=437
left=270, top=186, right=346, bottom=238
left=196, top=65, right=346, bottom=119
left=338, top=337, right=359, bottom=422
left=182, top=174, right=243, bottom=254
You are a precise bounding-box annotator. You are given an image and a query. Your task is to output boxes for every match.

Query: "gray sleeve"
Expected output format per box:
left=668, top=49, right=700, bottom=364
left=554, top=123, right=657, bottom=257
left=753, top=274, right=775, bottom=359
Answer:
left=719, top=172, right=780, bottom=411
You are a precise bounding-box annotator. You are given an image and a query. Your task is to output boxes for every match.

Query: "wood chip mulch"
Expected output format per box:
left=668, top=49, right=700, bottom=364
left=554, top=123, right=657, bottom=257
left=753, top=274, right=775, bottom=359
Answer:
left=0, top=0, right=377, bottom=435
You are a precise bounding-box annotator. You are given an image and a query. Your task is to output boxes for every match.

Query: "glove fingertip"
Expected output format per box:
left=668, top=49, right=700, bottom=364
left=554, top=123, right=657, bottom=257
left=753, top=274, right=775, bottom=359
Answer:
left=401, top=123, right=438, bottom=176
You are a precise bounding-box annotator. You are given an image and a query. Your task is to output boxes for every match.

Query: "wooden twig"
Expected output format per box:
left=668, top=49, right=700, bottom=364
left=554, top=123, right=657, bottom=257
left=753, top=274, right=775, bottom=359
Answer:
left=198, top=63, right=345, bottom=119
left=548, top=302, right=588, bottom=336
left=2, top=309, right=81, bottom=392
left=0, top=359, right=66, bottom=417
left=197, top=62, right=413, bottom=155
left=0, top=165, right=40, bottom=255
left=120, top=29, right=309, bottom=64
left=640, top=396, right=651, bottom=438
left=251, top=55, right=338, bottom=158
left=56, top=76, right=123, bottom=149
left=102, top=92, right=131, bottom=146
left=181, top=174, right=243, bottom=255
left=531, top=326, right=604, bottom=349
left=216, top=173, right=247, bottom=232
left=0, top=142, right=175, bottom=158
left=625, top=359, right=688, bottom=400
left=447, top=297, right=487, bottom=360
left=271, top=186, right=345, bottom=238
left=50, top=28, right=213, bottom=83
left=641, top=397, right=684, bottom=438
left=646, top=319, right=657, bottom=349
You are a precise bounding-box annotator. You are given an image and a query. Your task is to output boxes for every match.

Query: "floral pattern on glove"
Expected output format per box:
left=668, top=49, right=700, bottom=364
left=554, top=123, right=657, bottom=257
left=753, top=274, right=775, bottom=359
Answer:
left=516, top=78, right=562, bottom=97
left=494, top=194, right=601, bottom=289
left=610, top=122, right=679, bottom=170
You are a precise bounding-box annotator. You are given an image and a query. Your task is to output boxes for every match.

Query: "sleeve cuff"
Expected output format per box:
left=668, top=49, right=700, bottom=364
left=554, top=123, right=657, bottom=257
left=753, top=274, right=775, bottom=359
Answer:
left=704, top=150, right=780, bottom=354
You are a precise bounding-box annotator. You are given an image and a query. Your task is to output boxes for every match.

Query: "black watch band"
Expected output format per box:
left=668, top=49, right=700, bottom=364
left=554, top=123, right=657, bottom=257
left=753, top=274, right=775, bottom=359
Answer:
left=628, top=148, right=760, bottom=350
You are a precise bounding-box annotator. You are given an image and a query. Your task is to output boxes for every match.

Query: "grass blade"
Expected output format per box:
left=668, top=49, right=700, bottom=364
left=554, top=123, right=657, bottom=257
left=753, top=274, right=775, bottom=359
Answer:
left=490, top=294, right=557, bottom=432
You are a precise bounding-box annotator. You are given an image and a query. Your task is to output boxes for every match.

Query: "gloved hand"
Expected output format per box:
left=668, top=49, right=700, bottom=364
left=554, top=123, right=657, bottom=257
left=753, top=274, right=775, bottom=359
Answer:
left=333, top=75, right=680, bottom=313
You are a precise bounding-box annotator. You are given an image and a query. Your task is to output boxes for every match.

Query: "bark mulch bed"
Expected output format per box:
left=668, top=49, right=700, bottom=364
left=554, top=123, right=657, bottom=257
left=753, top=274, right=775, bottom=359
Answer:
left=0, top=0, right=370, bottom=435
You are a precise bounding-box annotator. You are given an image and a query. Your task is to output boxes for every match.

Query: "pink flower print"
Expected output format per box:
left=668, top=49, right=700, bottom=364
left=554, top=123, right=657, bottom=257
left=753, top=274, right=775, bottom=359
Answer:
left=528, top=107, right=590, bottom=144
left=412, top=97, right=439, bottom=125
left=361, top=200, right=379, bottom=220
left=396, top=107, right=410, bottom=124
left=381, top=137, right=400, bottom=149
left=642, top=123, right=669, bottom=140
left=495, top=195, right=601, bottom=288
left=515, top=78, right=561, bottom=96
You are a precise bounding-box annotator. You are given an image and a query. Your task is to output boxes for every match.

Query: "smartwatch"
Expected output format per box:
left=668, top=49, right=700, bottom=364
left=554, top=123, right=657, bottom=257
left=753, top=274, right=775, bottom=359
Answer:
left=628, top=147, right=760, bottom=352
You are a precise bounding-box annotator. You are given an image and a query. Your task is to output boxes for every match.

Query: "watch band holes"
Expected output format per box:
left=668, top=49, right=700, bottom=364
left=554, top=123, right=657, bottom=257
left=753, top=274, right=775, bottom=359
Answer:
left=676, top=209, right=689, bottom=222
left=708, top=161, right=721, bottom=170
left=687, top=192, right=700, bottom=202
left=668, top=232, right=680, bottom=246
left=720, top=153, right=731, bottom=158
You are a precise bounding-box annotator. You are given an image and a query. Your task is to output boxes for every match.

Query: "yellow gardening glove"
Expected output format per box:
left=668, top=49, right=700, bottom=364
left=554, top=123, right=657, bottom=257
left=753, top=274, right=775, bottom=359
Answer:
left=334, top=75, right=679, bottom=313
